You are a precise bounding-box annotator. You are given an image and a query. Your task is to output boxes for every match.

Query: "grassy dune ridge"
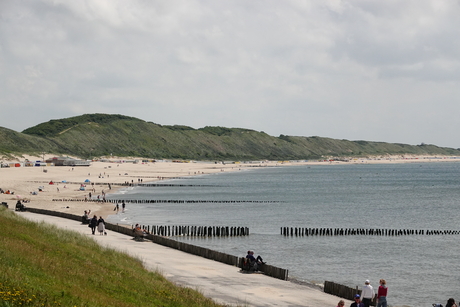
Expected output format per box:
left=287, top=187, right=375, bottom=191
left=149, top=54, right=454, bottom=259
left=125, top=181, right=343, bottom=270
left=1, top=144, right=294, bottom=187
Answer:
left=1, top=113, right=459, bottom=160
left=0, top=207, right=224, bottom=307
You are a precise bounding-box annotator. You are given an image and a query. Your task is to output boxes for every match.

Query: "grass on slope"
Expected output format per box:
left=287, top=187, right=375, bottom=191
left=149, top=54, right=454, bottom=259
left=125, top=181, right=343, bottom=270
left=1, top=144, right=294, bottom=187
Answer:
left=0, top=207, right=225, bottom=307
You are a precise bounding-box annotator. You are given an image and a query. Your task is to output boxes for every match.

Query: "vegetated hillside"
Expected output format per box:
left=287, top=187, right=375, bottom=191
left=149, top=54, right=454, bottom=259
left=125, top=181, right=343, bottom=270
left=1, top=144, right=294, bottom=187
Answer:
left=0, top=126, right=61, bottom=156
left=1, top=113, right=458, bottom=160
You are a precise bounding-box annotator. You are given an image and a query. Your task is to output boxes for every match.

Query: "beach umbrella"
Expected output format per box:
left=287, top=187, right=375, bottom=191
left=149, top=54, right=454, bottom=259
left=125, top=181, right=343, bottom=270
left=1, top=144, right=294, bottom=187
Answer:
left=62, top=180, right=67, bottom=183
left=84, top=179, right=90, bottom=182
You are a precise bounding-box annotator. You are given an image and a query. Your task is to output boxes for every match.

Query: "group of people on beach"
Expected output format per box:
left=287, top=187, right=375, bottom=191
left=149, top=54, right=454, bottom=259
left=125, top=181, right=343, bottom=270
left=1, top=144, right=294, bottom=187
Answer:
left=113, top=201, right=125, bottom=213
left=0, top=188, right=13, bottom=194
left=336, top=279, right=388, bottom=307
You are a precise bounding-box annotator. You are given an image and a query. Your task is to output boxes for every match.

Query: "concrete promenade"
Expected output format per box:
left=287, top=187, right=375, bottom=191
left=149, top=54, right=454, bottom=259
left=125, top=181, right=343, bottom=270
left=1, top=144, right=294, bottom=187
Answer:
left=19, top=211, right=350, bottom=307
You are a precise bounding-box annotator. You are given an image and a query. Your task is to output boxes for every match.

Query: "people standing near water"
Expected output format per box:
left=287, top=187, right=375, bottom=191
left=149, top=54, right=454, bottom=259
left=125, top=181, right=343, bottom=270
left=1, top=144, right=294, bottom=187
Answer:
left=122, top=201, right=125, bottom=212
left=350, top=294, right=364, bottom=307
left=89, top=215, right=98, bottom=235
left=361, top=280, right=374, bottom=307
left=446, top=298, right=458, bottom=307
left=376, top=279, right=388, bottom=307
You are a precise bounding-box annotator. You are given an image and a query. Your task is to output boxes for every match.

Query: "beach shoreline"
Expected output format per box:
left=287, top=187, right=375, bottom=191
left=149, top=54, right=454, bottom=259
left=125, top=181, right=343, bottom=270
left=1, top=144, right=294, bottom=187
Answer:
left=2, top=154, right=459, bottom=220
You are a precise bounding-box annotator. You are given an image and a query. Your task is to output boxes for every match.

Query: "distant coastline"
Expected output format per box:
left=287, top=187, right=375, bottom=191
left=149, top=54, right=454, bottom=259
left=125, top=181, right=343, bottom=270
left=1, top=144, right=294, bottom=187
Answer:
left=1, top=153, right=459, bottom=220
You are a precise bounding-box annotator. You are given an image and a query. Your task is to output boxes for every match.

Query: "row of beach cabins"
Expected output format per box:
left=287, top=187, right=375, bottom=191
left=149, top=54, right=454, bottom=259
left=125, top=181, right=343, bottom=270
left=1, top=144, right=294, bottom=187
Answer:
left=1, top=157, right=91, bottom=168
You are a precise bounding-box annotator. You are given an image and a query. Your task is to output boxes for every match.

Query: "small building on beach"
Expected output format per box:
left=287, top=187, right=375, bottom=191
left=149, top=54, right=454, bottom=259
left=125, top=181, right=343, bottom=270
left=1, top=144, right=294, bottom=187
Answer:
left=45, top=157, right=91, bottom=167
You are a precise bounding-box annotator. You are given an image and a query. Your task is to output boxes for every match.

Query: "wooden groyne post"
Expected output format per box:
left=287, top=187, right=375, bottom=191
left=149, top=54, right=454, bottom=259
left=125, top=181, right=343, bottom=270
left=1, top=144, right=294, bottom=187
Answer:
left=149, top=225, right=249, bottom=237
left=281, top=227, right=460, bottom=236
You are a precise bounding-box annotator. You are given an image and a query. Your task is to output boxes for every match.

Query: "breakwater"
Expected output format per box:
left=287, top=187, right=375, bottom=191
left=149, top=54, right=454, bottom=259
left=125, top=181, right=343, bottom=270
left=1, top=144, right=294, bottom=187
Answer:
left=31, top=181, right=215, bottom=187
left=52, top=198, right=281, bottom=203
left=143, top=225, right=249, bottom=237
left=281, top=227, right=460, bottom=236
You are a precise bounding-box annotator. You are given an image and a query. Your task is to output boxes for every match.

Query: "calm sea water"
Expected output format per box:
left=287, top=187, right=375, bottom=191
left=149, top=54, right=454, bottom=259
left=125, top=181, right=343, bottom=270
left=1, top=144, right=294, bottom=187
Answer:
left=107, top=162, right=460, bottom=307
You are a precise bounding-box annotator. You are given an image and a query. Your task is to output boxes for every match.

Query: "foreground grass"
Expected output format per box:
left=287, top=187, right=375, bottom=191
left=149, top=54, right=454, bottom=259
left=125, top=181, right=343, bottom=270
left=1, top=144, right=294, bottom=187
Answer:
left=0, top=207, right=226, bottom=307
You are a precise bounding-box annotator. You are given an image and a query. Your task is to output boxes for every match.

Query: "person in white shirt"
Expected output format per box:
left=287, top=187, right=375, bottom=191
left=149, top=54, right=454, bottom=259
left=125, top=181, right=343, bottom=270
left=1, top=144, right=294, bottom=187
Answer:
left=361, top=279, right=374, bottom=307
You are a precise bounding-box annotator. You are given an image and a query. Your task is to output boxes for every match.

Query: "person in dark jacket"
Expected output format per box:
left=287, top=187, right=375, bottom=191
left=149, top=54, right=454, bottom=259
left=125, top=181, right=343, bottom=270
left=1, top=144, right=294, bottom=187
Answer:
left=89, top=215, right=98, bottom=235
left=446, top=298, right=458, bottom=307
left=351, top=294, right=365, bottom=307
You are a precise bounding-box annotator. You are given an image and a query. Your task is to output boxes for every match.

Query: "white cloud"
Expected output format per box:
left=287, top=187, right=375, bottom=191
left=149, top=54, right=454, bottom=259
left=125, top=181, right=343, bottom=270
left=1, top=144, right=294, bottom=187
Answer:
left=1, top=0, right=460, bottom=148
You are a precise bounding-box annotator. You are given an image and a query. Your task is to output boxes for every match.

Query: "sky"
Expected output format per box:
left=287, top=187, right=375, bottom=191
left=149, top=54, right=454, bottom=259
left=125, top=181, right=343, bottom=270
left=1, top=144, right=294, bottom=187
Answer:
left=1, top=0, right=460, bottom=148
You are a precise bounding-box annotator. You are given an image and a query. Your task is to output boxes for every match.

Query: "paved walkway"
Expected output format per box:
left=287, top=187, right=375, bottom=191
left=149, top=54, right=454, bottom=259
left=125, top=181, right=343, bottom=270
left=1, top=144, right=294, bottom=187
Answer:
left=19, top=211, right=350, bottom=307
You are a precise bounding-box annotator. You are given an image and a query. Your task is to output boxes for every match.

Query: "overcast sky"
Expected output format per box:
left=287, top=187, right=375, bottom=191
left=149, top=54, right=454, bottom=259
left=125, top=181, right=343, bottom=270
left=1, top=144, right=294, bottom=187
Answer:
left=1, top=0, right=460, bottom=148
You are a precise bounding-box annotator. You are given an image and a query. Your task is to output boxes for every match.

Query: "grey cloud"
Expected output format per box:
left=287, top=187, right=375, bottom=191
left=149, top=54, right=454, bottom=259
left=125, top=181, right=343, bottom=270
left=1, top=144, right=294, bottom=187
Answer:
left=1, top=0, right=460, bottom=148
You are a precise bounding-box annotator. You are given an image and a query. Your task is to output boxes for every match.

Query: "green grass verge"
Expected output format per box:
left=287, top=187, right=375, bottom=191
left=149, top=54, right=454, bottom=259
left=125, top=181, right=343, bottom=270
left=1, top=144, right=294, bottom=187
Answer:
left=0, top=207, right=226, bottom=307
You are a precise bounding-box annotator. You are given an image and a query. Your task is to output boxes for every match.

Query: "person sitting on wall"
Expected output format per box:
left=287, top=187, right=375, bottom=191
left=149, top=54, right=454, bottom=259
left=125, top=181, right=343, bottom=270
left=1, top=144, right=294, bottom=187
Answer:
left=81, top=210, right=91, bottom=224
left=133, top=224, right=150, bottom=235
left=245, top=250, right=265, bottom=271
left=15, top=200, right=26, bottom=211
left=133, top=224, right=150, bottom=241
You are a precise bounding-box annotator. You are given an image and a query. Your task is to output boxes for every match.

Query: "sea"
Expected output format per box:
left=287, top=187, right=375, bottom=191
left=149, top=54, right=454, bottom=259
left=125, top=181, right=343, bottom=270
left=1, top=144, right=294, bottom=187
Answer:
left=106, top=161, right=460, bottom=307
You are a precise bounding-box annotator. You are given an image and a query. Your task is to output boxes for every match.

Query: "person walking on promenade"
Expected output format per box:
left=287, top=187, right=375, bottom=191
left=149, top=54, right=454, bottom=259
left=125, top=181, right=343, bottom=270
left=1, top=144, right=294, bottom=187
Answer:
left=89, top=215, right=98, bottom=235
left=336, top=299, right=345, bottom=307
left=376, top=279, right=388, bottom=307
left=97, top=216, right=106, bottom=235
left=350, top=294, right=364, bottom=307
left=361, top=280, right=374, bottom=307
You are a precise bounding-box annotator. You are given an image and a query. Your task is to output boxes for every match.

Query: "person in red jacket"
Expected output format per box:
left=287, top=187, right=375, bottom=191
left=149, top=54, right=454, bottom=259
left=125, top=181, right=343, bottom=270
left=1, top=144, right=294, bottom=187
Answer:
left=376, top=279, right=388, bottom=307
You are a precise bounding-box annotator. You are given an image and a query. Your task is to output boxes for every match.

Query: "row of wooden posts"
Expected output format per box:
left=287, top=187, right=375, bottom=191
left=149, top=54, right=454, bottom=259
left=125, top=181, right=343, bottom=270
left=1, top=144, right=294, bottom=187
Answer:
left=281, top=227, right=460, bottom=236
left=140, top=225, right=250, bottom=237
left=52, top=198, right=280, bottom=203
left=34, top=180, right=212, bottom=187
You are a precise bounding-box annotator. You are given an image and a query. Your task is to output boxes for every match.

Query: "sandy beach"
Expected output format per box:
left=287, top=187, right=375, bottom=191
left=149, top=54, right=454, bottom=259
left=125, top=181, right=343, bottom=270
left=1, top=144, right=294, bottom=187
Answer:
left=1, top=154, right=459, bottom=306
left=0, top=156, right=257, bottom=218
left=1, top=154, right=458, bottom=218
